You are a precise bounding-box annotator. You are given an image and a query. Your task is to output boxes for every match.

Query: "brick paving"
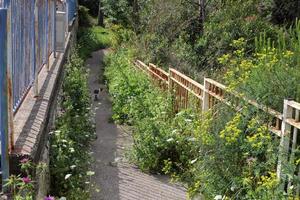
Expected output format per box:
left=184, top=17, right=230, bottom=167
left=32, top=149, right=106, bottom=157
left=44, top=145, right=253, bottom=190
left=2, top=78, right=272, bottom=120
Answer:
left=87, top=50, right=187, bottom=200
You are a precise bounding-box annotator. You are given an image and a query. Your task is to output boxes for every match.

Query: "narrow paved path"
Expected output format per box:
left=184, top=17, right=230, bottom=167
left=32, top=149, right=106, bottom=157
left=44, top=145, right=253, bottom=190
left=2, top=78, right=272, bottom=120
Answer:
left=86, top=50, right=187, bottom=200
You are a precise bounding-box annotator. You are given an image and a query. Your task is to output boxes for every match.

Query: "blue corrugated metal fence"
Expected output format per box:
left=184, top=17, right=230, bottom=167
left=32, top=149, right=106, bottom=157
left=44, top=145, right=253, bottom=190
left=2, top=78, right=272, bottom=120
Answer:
left=67, top=0, right=77, bottom=25
left=0, top=0, right=77, bottom=190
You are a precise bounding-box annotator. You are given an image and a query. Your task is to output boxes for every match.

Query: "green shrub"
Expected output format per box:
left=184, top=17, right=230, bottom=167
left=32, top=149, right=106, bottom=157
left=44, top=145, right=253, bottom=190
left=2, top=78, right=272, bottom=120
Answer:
left=49, top=51, right=95, bottom=199
left=78, top=6, right=97, bottom=27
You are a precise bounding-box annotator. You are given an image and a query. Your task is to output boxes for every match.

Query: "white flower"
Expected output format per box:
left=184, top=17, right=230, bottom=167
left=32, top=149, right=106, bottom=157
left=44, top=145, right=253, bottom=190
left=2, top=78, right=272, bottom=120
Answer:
left=214, top=195, right=223, bottom=200
left=185, top=119, right=192, bottom=122
left=70, top=165, right=76, bottom=169
left=87, top=171, right=95, bottom=176
left=190, top=158, right=198, bottom=164
left=70, top=148, right=75, bottom=153
left=59, top=197, right=66, bottom=200
left=65, top=174, right=72, bottom=180
left=166, top=138, right=174, bottom=142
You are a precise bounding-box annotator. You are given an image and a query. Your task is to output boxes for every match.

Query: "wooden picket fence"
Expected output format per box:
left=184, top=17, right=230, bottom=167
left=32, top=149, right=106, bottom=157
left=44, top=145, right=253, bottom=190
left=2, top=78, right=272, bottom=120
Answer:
left=134, top=60, right=300, bottom=195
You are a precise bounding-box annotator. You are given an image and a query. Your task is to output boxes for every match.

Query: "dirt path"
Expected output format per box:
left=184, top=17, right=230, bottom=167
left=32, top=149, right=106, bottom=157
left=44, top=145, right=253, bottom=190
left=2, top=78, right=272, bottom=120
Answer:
left=87, top=50, right=187, bottom=200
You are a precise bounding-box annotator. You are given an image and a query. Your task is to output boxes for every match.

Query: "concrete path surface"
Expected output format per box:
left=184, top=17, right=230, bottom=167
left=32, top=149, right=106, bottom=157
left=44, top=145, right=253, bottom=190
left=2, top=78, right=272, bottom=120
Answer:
left=86, top=50, right=187, bottom=200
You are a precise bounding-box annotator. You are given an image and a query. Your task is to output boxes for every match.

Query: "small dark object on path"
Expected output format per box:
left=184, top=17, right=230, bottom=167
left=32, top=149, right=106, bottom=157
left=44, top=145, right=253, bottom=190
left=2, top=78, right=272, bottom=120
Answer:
left=94, top=88, right=104, bottom=101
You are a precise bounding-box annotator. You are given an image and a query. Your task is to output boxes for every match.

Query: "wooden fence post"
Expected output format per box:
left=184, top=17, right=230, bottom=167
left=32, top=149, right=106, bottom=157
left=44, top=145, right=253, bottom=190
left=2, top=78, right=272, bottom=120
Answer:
left=277, top=99, right=292, bottom=185
left=202, top=78, right=209, bottom=112
left=288, top=107, right=299, bottom=190
left=0, top=8, right=10, bottom=192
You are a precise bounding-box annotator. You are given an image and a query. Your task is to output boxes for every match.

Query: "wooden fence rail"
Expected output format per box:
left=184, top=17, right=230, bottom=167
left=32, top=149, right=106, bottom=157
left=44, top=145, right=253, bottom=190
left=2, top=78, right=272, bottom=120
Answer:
left=134, top=59, right=300, bottom=196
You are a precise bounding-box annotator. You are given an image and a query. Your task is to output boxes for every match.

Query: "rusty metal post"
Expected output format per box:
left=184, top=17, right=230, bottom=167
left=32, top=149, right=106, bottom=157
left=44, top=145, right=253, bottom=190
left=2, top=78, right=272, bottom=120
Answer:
left=5, top=0, right=14, bottom=152
left=0, top=8, right=10, bottom=192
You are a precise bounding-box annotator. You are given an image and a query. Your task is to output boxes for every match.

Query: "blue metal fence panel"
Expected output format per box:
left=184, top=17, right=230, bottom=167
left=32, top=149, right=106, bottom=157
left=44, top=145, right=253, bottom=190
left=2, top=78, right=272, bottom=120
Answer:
left=50, top=0, right=55, bottom=53
left=0, top=7, right=9, bottom=189
left=67, top=0, right=76, bottom=24
left=9, top=0, right=56, bottom=111
left=0, top=0, right=74, bottom=187
left=10, top=0, right=36, bottom=111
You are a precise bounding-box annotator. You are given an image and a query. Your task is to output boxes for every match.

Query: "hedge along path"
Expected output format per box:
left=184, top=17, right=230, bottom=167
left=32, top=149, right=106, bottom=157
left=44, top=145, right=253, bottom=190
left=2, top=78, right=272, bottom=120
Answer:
left=86, top=50, right=187, bottom=200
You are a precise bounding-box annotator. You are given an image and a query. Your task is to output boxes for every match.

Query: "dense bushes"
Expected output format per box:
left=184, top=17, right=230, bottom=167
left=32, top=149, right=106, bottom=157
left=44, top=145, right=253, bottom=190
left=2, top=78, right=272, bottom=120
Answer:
left=220, top=22, right=300, bottom=111
left=78, top=6, right=97, bottom=27
left=195, top=0, right=278, bottom=75
left=100, top=0, right=287, bottom=80
left=49, top=51, right=95, bottom=199
left=100, top=0, right=300, bottom=82
left=100, top=0, right=300, bottom=199
left=105, top=45, right=300, bottom=199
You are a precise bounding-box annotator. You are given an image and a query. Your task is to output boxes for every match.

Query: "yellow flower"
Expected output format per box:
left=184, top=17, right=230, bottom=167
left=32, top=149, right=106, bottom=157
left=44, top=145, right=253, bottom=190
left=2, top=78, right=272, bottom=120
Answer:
left=220, top=114, right=242, bottom=144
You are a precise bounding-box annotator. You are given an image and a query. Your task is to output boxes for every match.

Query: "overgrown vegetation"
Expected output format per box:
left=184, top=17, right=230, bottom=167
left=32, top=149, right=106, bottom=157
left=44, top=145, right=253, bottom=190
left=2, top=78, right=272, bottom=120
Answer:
left=48, top=6, right=117, bottom=199
left=105, top=44, right=299, bottom=199
left=80, top=1, right=300, bottom=199
left=78, top=26, right=113, bottom=59
left=49, top=51, right=95, bottom=199
left=104, top=19, right=300, bottom=198
left=98, top=0, right=300, bottom=80
left=220, top=24, right=300, bottom=111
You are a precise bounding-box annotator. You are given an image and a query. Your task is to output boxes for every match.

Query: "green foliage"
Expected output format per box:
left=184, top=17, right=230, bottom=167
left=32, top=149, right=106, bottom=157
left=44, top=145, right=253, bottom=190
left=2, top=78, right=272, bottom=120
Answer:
left=6, top=160, right=35, bottom=200
left=195, top=0, right=278, bottom=75
left=79, top=0, right=99, bottom=17
left=49, top=51, right=95, bottom=199
left=271, top=0, right=300, bottom=25
left=102, top=0, right=131, bottom=26
left=78, top=6, right=97, bottom=27
left=78, top=26, right=114, bottom=59
left=105, top=46, right=300, bottom=199
left=220, top=22, right=300, bottom=111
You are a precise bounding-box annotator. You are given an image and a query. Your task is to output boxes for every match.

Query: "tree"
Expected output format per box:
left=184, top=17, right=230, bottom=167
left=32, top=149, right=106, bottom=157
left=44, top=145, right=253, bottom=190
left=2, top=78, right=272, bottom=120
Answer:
left=199, top=0, right=206, bottom=34
left=98, top=0, right=104, bottom=26
left=271, top=0, right=300, bottom=25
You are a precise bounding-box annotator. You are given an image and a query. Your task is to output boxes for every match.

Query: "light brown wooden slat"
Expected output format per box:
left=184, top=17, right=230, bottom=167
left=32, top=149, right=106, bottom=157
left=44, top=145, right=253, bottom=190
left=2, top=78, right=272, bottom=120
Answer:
left=286, top=119, right=300, bottom=129
left=170, top=77, right=203, bottom=100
